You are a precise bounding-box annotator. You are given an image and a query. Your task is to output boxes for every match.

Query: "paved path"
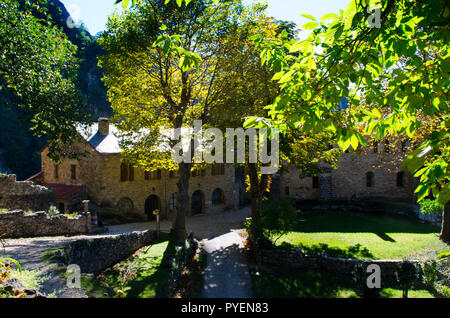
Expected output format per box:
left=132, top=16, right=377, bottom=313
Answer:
left=2, top=206, right=252, bottom=298
left=202, top=231, right=253, bottom=298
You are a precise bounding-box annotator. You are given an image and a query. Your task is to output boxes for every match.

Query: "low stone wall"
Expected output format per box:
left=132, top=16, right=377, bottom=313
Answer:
left=61, top=230, right=155, bottom=274
left=0, top=174, right=56, bottom=211
left=0, top=210, right=91, bottom=238
left=258, top=249, right=424, bottom=288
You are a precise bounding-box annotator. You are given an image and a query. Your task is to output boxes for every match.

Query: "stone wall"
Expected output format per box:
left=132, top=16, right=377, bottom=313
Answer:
left=61, top=230, right=155, bottom=274
left=258, top=249, right=423, bottom=288
left=0, top=174, right=56, bottom=211
left=0, top=210, right=91, bottom=238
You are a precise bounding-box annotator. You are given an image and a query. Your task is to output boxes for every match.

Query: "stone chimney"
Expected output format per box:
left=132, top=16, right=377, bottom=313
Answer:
left=98, top=118, right=110, bottom=135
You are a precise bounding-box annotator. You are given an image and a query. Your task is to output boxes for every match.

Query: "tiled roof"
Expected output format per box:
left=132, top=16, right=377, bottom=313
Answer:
left=43, top=183, right=84, bottom=200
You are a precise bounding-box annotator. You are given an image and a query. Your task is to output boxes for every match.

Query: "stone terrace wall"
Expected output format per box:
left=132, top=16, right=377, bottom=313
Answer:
left=62, top=230, right=155, bottom=274
left=0, top=174, right=56, bottom=211
left=258, top=249, right=424, bottom=288
left=0, top=210, right=91, bottom=238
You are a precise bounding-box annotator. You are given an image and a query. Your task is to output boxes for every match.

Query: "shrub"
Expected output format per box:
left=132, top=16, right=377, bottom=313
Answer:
left=46, top=206, right=60, bottom=217
left=422, top=260, right=438, bottom=287
left=252, top=199, right=298, bottom=247
left=419, top=199, right=443, bottom=216
left=395, top=261, right=419, bottom=298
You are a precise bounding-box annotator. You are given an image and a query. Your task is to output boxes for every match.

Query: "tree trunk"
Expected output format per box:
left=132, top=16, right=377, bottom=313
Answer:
left=172, top=162, right=192, bottom=239
left=440, top=201, right=450, bottom=243
left=248, top=163, right=260, bottom=222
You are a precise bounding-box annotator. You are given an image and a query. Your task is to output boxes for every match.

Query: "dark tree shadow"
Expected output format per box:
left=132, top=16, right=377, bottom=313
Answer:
left=279, top=242, right=374, bottom=259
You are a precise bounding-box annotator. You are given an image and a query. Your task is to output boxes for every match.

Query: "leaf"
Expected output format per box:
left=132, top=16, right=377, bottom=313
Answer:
left=320, top=13, right=339, bottom=23
left=301, top=14, right=317, bottom=21
left=302, top=22, right=319, bottom=30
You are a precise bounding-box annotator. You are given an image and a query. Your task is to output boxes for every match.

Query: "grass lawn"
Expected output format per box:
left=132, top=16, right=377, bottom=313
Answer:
left=82, top=235, right=176, bottom=298
left=249, top=268, right=436, bottom=298
left=277, top=211, right=448, bottom=260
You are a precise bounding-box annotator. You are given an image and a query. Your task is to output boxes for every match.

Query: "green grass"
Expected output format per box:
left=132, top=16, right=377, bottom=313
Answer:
left=83, top=235, right=176, bottom=298
left=277, top=211, right=448, bottom=259
left=249, top=267, right=435, bottom=298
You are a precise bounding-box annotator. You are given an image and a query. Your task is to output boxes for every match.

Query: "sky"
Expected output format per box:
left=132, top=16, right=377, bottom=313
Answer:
left=60, top=0, right=351, bottom=36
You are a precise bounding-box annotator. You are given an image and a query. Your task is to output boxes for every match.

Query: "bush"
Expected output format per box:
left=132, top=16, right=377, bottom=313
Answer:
left=419, top=199, right=443, bottom=216
left=249, top=199, right=298, bottom=248
left=395, top=261, right=419, bottom=298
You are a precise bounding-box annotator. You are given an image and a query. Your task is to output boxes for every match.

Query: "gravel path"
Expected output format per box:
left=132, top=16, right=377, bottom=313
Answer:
left=2, top=206, right=252, bottom=298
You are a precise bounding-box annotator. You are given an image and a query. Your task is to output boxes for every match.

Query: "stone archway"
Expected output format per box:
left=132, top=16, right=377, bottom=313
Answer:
left=191, top=190, right=204, bottom=216
left=145, top=195, right=161, bottom=221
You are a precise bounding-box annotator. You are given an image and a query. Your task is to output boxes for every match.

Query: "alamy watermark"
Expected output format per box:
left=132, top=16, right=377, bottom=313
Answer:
left=66, top=264, right=81, bottom=289
left=161, top=120, right=280, bottom=175
left=367, top=6, right=382, bottom=29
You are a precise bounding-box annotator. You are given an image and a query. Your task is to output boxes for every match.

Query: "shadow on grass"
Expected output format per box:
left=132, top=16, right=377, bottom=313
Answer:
left=294, top=211, right=440, bottom=235
left=278, top=242, right=374, bottom=259
left=250, top=268, right=357, bottom=298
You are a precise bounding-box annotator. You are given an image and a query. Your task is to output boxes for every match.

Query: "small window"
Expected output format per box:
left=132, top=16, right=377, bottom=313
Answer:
left=285, top=187, right=290, bottom=196
left=169, top=193, right=177, bottom=211
left=212, top=163, right=225, bottom=176
left=373, top=141, right=378, bottom=153
left=366, top=172, right=374, bottom=187
left=145, top=170, right=161, bottom=180
left=54, top=164, right=59, bottom=179
left=397, top=172, right=404, bottom=187
left=312, top=176, right=319, bottom=189
left=129, top=165, right=134, bottom=181
left=120, top=163, right=134, bottom=182
left=70, top=164, right=76, bottom=180
left=120, top=163, right=128, bottom=182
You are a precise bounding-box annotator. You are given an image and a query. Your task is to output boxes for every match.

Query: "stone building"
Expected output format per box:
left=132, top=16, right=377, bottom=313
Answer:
left=280, top=141, right=417, bottom=202
left=33, top=118, right=242, bottom=221
left=27, top=117, right=418, bottom=222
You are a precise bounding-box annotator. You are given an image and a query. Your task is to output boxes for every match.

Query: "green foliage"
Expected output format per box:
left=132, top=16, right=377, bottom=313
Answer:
left=0, top=0, right=90, bottom=162
left=253, top=199, right=298, bottom=245
left=46, top=206, right=60, bottom=217
left=422, top=259, right=438, bottom=287
left=246, top=0, right=449, bottom=206
left=419, top=199, right=443, bottom=216
left=437, top=250, right=450, bottom=262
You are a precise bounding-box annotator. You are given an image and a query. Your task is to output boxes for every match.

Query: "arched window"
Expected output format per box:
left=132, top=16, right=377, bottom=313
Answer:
left=212, top=188, right=224, bottom=206
left=397, top=172, right=404, bottom=187
left=366, top=172, right=374, bottom=188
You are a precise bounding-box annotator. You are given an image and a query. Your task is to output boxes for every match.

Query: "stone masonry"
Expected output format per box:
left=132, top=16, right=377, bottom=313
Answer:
left=0, top=174, right=56, bottom=211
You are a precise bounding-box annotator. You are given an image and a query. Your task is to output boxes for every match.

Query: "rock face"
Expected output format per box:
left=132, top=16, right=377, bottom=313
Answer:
left=0, top=210, right=91, bottom=238
left=0, top=174, right=56, bottom=212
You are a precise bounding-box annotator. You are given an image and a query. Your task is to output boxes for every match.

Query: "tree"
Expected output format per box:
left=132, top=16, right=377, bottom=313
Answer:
left=99, top=0, right=273, bottom=238
left=244, top=0, right=450, bottom=241
left=0, top=0, right=88, bottom=160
